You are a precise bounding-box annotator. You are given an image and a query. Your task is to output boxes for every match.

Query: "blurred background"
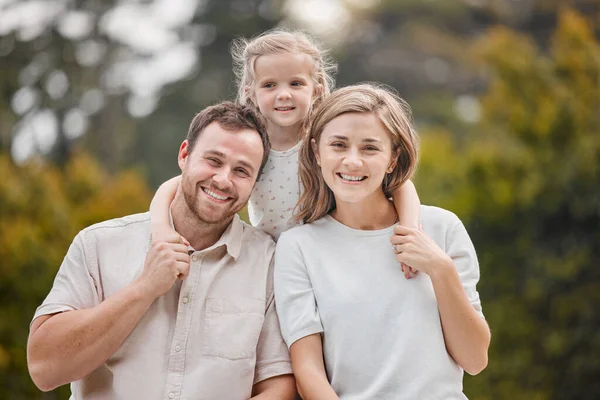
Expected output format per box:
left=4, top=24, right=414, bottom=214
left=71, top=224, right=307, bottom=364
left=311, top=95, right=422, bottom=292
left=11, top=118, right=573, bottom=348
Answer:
left=0, top=0, right=599, bottom=398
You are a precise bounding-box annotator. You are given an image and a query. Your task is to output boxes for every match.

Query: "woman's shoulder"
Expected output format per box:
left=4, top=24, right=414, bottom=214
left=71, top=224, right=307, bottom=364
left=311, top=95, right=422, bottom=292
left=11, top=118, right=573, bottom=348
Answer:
left=420, top=205, right=464, bottom=232
left=277, top=216, right=332, bottom=245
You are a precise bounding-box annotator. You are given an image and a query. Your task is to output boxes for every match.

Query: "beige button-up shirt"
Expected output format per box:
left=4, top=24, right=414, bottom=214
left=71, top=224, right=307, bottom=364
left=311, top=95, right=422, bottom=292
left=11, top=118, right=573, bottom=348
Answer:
left=33, top=212, right=292, bottom=400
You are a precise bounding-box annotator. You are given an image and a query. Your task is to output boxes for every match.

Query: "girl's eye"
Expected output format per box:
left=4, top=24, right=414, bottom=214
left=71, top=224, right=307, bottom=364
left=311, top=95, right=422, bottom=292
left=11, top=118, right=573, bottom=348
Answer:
left=263, top=82, right=275, bottom=88
left=291, top=81, right=303, bottom=87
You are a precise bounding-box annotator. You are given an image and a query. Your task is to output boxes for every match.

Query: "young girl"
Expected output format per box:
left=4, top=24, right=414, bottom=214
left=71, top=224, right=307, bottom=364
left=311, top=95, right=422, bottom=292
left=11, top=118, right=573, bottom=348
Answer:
left=274, top=83, right=490, bottom=399
left=150, top=30, right=420, bottom=277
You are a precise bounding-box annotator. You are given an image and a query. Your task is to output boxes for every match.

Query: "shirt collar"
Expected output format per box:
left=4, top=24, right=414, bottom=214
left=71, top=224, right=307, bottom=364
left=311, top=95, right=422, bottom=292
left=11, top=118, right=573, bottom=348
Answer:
left=168, top=207, right=243, bottom=261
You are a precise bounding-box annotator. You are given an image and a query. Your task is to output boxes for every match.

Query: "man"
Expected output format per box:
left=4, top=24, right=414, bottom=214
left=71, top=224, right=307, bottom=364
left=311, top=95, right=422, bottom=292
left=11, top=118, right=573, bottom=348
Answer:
left=27, top=102, right=296, bottom=399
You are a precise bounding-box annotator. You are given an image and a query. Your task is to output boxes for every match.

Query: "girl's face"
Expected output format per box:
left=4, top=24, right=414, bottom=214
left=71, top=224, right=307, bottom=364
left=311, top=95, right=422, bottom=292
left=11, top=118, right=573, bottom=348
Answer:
left=253, top=52, right=319, bottom=132
left=313, top=112, right=397, bottom=205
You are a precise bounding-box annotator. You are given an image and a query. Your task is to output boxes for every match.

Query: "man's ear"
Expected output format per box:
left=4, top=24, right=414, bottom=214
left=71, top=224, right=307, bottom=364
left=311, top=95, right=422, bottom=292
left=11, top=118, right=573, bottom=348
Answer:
left=311, top=138, right=321, bottom=166
left=178, top=140, right=190, bottom=171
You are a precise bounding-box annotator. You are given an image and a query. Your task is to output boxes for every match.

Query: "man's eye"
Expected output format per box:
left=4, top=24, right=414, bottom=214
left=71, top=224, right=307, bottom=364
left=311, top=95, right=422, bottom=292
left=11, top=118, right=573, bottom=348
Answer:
left=207, top=158, right=221, bottom=165
left=235, top=168, right=250, bottom=177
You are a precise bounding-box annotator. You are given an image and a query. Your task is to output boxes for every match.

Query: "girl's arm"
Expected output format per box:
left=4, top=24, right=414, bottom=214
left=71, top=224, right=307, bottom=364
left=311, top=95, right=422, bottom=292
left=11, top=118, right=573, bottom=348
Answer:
left=289, top=334, right=339, bottom=400
left=391, top=224, right=490, bottom=375
left=391, top=179, right=421, bottom=279
left=150, top=176, right=183, bottom=243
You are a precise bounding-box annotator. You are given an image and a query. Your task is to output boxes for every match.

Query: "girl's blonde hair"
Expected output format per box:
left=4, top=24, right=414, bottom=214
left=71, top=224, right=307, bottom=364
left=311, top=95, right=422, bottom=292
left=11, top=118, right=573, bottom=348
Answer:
left=231, top=29, right=337, bottom=128
left=296, top=83, right=419, bottom=224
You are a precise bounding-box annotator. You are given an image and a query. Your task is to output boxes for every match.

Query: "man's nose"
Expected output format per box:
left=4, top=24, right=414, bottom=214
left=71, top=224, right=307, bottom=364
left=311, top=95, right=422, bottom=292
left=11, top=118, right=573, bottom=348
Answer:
left=212, top=169, right=233, bottom=191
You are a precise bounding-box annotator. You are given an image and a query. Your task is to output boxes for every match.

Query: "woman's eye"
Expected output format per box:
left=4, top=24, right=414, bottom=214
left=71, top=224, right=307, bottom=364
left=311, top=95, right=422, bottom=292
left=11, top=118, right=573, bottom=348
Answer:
left=331, top=142, right=346, bottom=148
left=364, top=146, right=379, bottom=151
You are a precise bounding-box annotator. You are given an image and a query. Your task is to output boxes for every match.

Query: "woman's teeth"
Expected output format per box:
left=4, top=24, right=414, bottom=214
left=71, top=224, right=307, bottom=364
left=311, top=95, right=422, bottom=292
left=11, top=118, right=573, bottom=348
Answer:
left=339, top=173, right=365, bottom=182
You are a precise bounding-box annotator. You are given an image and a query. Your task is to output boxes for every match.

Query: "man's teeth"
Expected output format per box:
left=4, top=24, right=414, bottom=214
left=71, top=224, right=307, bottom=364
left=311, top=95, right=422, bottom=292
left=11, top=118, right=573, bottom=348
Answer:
left=340, top=173, right=365, bottom=181
left=203, top=188, right=228, bottom=200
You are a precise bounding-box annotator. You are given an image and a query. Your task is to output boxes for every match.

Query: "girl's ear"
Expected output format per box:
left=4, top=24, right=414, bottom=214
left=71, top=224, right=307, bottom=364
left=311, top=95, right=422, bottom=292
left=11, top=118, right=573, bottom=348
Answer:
left=311, top=138, right=321, bottom=166
left=313, top=83, right=323, bottom=98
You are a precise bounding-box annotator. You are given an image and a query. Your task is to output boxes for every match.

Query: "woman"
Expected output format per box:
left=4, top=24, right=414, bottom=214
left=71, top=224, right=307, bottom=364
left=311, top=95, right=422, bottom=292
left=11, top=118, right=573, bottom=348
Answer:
left=274, top=83, right=490, bottom=399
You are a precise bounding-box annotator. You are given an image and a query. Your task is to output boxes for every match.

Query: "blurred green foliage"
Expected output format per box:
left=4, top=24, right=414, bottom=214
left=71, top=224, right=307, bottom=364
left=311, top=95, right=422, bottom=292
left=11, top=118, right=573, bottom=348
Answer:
left=0, top=153, right=152, bottom=399
left=0, top=1, right=598, bottom=399
left=417, top=9, right=600, bottom=399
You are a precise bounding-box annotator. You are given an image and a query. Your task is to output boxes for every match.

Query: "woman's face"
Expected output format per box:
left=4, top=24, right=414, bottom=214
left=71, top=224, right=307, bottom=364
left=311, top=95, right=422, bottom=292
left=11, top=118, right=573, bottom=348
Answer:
left=313, top=112, right=397, bottom=205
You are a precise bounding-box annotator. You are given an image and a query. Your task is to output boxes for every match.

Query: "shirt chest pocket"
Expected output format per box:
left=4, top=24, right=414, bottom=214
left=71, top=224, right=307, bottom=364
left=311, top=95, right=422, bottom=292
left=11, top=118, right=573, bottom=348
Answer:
left=202, top=297, right=265, bottom=360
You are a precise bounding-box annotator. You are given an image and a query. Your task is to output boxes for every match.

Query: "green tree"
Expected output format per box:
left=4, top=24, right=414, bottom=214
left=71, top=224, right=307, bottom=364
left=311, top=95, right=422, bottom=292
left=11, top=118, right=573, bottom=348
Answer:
left=0, top=151, right=151, bottom=399
left=417, top=8, right=600, bottom=399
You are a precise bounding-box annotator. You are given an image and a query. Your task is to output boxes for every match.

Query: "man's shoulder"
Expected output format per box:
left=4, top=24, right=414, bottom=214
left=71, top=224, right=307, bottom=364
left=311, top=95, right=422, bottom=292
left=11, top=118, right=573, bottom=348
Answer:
left=238, top=218, right=276, bottom=249
left=80, top=212, right=151, bottom=240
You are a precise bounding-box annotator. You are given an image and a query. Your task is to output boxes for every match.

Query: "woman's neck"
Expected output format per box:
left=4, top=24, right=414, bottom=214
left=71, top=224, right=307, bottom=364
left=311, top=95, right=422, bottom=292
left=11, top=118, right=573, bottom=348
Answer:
left=267, top=121, right=302, bottom=151
left=331, top=190, right=397, bottom=231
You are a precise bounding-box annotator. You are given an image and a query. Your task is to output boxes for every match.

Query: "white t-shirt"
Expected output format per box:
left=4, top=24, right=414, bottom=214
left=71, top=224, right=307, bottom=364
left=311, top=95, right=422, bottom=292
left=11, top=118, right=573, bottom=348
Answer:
left=249, top=142, right=302, bottom=240
left=274, top=205, right=484, bottom=400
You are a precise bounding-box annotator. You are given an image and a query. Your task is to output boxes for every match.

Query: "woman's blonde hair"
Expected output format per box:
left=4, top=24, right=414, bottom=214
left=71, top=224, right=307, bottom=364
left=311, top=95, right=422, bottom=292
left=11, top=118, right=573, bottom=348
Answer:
left=231, top=29, right=337, bottom=130
left=296, top=83, right=419, bottom=224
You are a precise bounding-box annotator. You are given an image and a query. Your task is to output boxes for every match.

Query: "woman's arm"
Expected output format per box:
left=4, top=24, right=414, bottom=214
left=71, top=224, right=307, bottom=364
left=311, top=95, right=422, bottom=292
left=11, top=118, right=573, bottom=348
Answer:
left=390, top=224, right=490, bottom=375
left=290, top=334, right=339, bottom=400
left=391, top=179, right=421, bottom=279
left=150, top=176, right=183, bottom=242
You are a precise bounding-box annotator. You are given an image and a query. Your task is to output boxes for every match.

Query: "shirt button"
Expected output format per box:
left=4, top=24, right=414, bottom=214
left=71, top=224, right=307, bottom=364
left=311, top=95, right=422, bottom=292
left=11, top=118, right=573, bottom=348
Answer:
left=168, top=393, right=175, bottom=399
left=175, top=345, right=181, bottom=352
left=182, top=296, right=189, bottom=304
left=191, top=254, right=198, bottom=262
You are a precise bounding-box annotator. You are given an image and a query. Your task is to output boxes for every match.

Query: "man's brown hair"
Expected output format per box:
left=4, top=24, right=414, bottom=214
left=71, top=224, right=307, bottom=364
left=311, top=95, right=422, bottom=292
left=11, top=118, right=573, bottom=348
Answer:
left=186, top=101, right=271, bottom=178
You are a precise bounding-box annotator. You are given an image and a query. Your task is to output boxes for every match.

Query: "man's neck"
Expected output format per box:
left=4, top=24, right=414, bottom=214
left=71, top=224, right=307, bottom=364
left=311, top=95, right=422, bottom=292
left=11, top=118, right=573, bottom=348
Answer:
left=170, top=193, right=231, bottom=251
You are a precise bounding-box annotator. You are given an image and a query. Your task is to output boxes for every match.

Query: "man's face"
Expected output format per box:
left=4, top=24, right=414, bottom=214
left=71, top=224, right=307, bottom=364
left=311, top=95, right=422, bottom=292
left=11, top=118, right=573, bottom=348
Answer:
left=178, top=122, right=264, bottom=226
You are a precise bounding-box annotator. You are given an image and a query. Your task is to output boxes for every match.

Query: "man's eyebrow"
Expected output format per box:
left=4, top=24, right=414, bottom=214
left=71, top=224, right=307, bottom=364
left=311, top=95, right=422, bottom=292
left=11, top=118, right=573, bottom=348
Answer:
left=204, top=150, right=256, bottom=172
left=204, top=150, right=225, bottom=157
left=238, top=160, right=256, bottom=173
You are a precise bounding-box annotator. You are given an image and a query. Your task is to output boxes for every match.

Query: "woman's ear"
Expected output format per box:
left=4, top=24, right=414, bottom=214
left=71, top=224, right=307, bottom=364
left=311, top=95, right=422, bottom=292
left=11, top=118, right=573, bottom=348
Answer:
left=387, top=148, right=400, bottom=173
left=311, top=138, right=321, bottom=166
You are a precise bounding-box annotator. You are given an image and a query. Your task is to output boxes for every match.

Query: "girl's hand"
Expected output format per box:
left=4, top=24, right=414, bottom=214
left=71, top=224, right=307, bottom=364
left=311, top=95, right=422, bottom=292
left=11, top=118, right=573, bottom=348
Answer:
left=151, top=225, right=190, bottom=247
left=390, top=224, right=453, bottom=277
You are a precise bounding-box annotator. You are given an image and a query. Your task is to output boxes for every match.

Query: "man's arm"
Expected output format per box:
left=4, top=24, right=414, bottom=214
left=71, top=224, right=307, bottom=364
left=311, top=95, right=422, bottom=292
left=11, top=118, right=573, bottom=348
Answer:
left=27, top=233, right=190, bottom=391
left=28, top=282, right=155, bottom=391
left=251, top=374, right=296, bottom=399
